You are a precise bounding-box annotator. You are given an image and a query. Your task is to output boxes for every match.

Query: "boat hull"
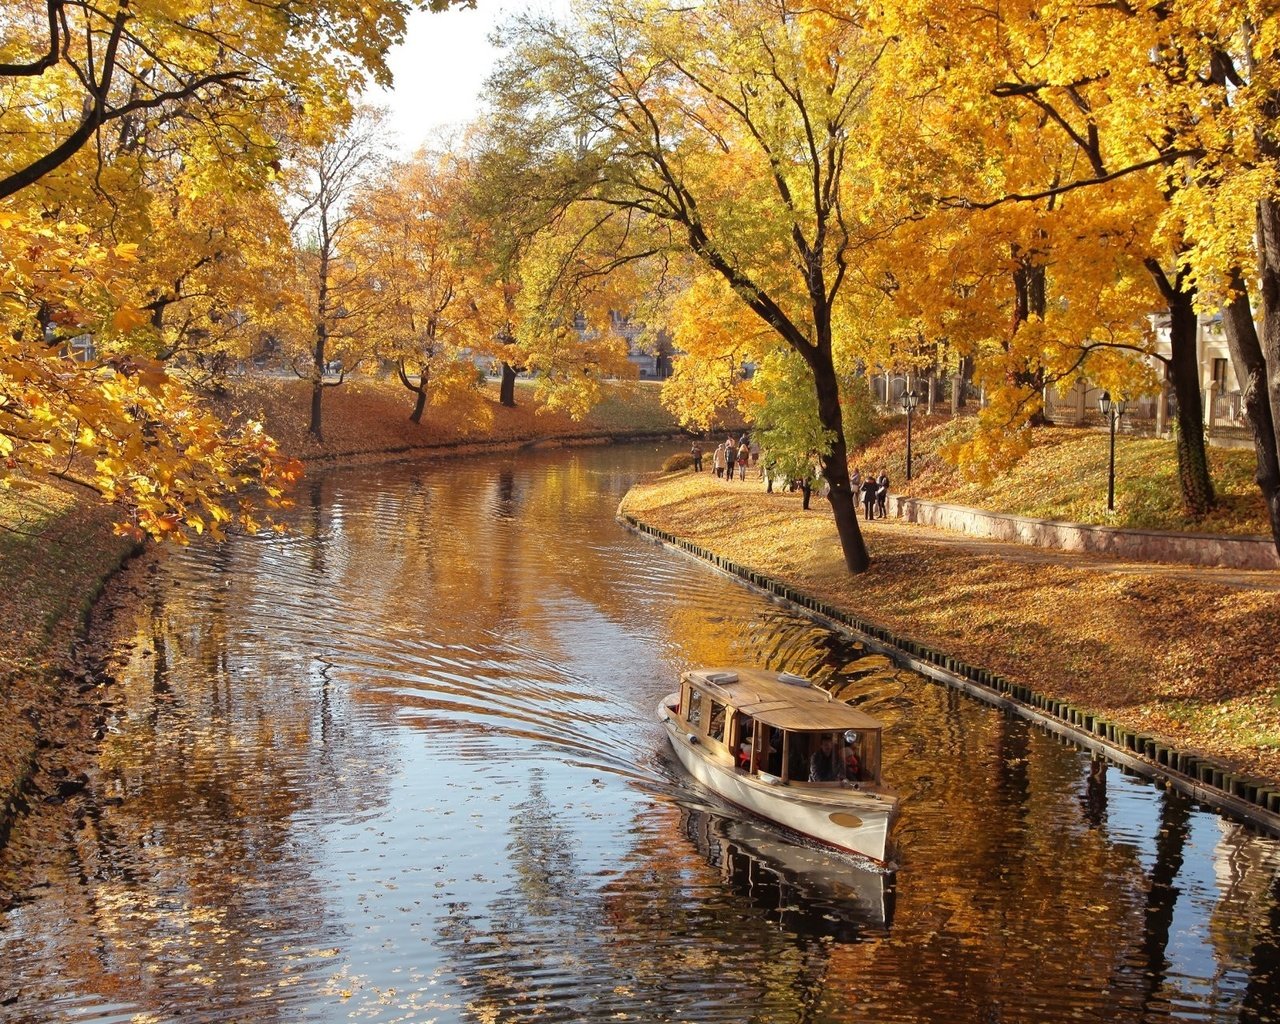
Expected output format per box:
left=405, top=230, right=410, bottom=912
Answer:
left=659, top=696, right=896, bottom=865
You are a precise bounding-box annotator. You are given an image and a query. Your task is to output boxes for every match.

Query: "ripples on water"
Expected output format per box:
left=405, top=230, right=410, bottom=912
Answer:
left=2, top=444, right=1280, bottom=1024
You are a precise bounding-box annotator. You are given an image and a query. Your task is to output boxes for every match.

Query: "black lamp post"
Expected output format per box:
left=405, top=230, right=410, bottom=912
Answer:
left=1099, top=391, right=1126, bottom=511
left=901, top=388, right=920, bottom=480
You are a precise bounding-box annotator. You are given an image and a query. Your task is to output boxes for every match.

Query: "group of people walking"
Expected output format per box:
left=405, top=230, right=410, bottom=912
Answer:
left=691, top=435, right=759, bottom=481
left=852, top=468, right=890, bottom=520
left=690, top=440, right=892, bottom=521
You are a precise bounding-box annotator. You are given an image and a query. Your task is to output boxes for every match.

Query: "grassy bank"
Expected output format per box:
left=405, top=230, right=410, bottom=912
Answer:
left=848, top=414, right=1269, bottom=535
left=620, top=469, right=1280, bottom=784
left=0, top=480, right=138, bottom=845
left=216, top=375, right=687, bottom=462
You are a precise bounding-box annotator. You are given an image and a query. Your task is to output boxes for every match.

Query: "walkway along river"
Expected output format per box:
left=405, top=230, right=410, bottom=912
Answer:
left=1, top=443, right=1279, bottom=1023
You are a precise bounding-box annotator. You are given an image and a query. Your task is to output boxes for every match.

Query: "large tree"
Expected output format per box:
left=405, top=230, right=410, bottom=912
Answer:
left=872, top=0, right=1280, bottom=536
left=0, top=0, right=472, bottom=537
left=285, top=107, right=392, bottom=441
left=351, top=153, right=490, bottom=427
left=489, top=0, right=902, bottom=572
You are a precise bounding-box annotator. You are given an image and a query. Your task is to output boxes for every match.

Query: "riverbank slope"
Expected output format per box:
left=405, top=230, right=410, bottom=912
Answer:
left=0, top=480, right=138, bottom=848
left=213, top=375, right=687, bottom=463
left=619, top=470, right=1280, bottom=785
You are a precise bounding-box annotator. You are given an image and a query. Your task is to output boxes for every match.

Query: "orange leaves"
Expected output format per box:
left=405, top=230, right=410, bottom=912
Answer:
left=0, top=321, right=297, bottom=543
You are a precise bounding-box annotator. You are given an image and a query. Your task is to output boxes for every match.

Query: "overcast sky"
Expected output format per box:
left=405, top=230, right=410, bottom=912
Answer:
left=377, top=0, right=571, bottom=155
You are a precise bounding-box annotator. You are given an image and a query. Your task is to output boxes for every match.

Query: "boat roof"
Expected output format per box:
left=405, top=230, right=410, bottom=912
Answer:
left=681, top=667, right=884, bottom=733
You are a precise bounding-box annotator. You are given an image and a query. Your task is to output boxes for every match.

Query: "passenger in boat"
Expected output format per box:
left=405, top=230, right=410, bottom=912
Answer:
left=767, top=728, right=783, bottom=775
left=844, top=731, right=861, bottom=781
left=809, top=733, right=842, bottom=783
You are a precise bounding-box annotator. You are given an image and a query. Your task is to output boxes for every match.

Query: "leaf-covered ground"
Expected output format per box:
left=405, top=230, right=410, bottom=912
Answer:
left=214, top=376, right=686, bottom=462
left=620, top=469, right=1280, bottom=784
left=0, top=480, right=137, bottom=840
left=851, top=415, right=1269, bottom=535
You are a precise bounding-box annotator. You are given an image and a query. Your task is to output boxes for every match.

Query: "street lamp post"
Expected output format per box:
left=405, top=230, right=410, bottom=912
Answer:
left=901, top=388, right=920, bottom=480
left=1099, top=391, right=1126, bottom=511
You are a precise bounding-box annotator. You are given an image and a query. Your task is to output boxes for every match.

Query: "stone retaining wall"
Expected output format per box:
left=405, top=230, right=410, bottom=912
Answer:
left=891, top=496, right=1280, bottom=570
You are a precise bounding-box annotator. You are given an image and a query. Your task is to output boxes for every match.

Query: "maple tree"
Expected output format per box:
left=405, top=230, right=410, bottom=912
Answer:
left=454, top=126, right=639, bottom=418
left=349, top=153, right=492, bottom=429
left=281, top=106, right=394, bottom=441
left=0, top=0, right=472, bottom=537
left=865, top=0, right=1280, bottom=540
left=487, top=0, right=909, bottom=572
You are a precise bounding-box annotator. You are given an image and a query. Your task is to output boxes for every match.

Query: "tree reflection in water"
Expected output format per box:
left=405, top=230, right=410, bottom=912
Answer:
left=1, top=443, right=1279, bottom=1024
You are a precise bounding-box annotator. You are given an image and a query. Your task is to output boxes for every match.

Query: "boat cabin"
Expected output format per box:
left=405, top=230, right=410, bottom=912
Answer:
left=671, top=668, right=886, bottom=788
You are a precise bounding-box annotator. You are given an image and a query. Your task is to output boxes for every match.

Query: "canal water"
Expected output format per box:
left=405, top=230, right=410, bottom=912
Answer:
left=1, top=443, right=1279, bottom=1023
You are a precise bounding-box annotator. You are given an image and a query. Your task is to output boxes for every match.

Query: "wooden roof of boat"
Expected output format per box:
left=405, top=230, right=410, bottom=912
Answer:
left=682, top=667, right=884, bottom=732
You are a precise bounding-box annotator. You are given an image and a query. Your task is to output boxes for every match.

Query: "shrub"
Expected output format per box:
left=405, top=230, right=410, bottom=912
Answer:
left=663, top=452, right=696, bottom=473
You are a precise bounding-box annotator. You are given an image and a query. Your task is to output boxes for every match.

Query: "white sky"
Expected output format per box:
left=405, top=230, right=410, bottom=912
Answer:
left=378, top=0, right=572, bottom=155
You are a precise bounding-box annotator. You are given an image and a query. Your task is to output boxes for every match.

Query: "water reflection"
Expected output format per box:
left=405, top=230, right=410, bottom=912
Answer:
left=0, top=444, right=1278, bottom=1024
left=677, top=805, right=893, bottom=941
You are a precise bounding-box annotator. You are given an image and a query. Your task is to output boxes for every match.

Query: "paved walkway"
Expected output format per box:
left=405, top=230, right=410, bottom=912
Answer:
left=870, top=514, right=1280, bottom=591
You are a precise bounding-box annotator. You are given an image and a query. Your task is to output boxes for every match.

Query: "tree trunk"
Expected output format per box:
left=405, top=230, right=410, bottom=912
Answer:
left=309, top=251, right=330, bottom=442
left=1166, top=287, right=1215, bottom=516
left=397, top=360, right=429, bottom=425
left=809, top=346, right=870, bottom=573
left=309, top=322, right=326, bottom=441
left=1220, top=267, right=1280, bottom=552
left=411, top=365, right=429, bottom=425
left=1258, top=198, right=1280, bottom=543
left=499, top=361, right=518, bottom=407
left=1012, top=258, right=1049, bottom=426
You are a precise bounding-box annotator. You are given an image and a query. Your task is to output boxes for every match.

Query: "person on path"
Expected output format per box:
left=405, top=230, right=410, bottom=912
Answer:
left=725, top=439, right=737, bottom=480
left=861, top=476, right=877, bottom=521
left=850, top=467, right=862, bottom=495
left=875, top=471, right=890, bottom=518
left=737, top=442, right=750, bottom=480
left=712, top=442, right=725, bottom=478
left=749, top=438, right=761, bottom=465
left=690, top=441, right=703, bottom=472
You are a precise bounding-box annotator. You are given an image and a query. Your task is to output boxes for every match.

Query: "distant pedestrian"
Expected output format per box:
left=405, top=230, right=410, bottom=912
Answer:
left=725, top=439, right=737, bottom=480
left=713, top=442, right=725, bottom=478
left=737, top=442, right=750, bottom=480
left=875, top=471, right=889, bottom=518
left=860, top=476, right=877, bottom=521
left=691, top=441, right=703, bottom=472
left=850, top=467, right=862, bottom=494
left=749, top=438, right=760, bottom=465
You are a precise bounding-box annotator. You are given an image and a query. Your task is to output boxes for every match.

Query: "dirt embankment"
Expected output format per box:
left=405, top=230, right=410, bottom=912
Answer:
left=0, top=479, right=139, bottom=850
left=620, top=470, right=1280, bottom=785
left=213, top=375, right=689, bottom=464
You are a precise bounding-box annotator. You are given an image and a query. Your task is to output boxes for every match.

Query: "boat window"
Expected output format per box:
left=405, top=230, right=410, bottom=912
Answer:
left=806, top=731, right=844, bottom=783
left=686, top=687, right=704, bottom=729
left=842, top=730, right=862, bottom=781
left=708, top=701, right=727, bottom=743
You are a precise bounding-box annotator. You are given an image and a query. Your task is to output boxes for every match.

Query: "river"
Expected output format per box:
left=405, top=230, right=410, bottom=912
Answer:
left=1, top=442, right=1278, bottom=1023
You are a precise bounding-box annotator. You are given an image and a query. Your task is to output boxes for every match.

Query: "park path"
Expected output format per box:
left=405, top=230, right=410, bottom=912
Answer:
left=867, top=513, right=1280, bottom=592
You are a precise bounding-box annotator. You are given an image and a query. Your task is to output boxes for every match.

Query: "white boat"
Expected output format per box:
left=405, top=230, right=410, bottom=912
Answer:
left=659, top=667, right=900, bottom=865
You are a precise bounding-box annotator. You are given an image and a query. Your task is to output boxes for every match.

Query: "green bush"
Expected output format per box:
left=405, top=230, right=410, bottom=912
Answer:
left=663, top=452, right=696, bottom=473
